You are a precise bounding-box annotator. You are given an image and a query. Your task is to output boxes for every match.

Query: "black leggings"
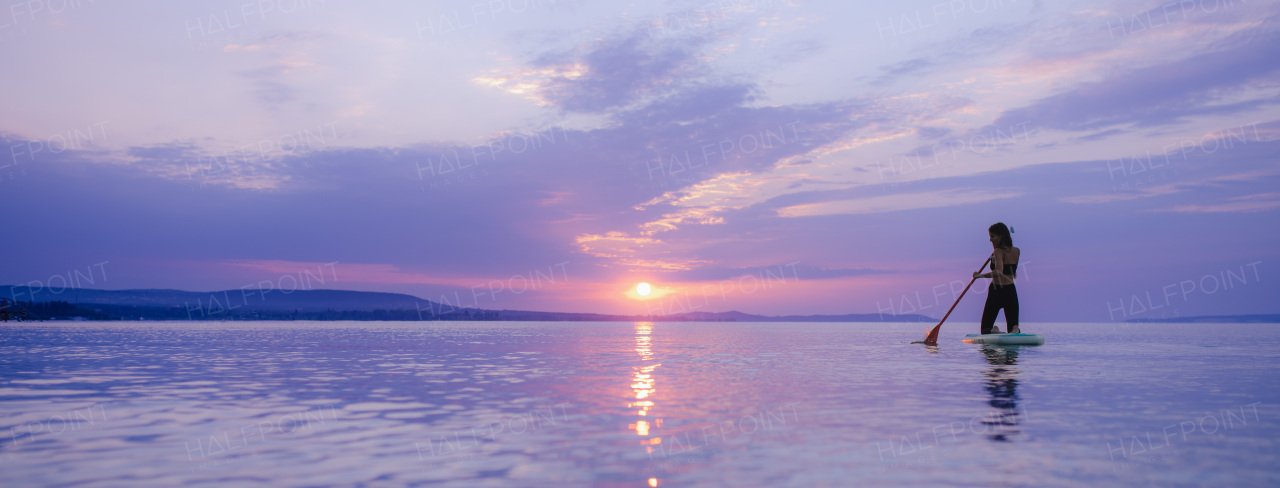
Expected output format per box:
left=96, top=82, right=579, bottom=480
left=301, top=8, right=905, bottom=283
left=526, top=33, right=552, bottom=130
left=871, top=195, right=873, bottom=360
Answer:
left=981, top=282, right=1019, bottom=334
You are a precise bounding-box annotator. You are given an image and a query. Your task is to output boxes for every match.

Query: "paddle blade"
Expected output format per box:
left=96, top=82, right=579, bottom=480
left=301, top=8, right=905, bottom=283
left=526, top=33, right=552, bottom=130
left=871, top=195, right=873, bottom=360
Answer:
left=922, top=324, right=941, bottom=345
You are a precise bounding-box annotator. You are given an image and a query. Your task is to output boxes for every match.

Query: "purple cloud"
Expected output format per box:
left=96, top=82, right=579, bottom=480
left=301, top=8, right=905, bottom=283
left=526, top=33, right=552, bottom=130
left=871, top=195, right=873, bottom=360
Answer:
left=990, top=18, right=1280, bottom=132
left=533, top=32, right=710, bottom=113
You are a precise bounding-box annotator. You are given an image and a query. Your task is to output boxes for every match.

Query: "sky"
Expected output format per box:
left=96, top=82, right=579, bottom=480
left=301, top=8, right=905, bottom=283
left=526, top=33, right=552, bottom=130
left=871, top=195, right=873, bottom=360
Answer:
left=1, top=0, right=1278, bottom=322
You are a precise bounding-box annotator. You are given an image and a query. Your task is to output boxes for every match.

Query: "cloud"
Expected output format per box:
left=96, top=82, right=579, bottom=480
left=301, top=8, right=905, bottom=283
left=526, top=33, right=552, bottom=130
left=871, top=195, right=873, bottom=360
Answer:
left=6, top=74, right=871, bottom=284
left=225, top=32, right=323, bottom=108
left=1071, top=128, right=1127, bottom=143
left=988, top=17, right=1280, bottom=132
left=776, top=188, right=1022, bottom=218
left=667, top=263, right=888, bottom=282
left=1060, top=137, right=1280, bottom=206
left=480, top=32, right=709, bottom=113
left=1153, top=192, right=1280, bottom=213
left=1059, top=182, right=1184, bottom=204
left=247, top=76, right=298, bottom=106
left=125, top=142, right=202, bottom=161
left=618, top=83, right=757, bottom=124
left=872, top=58, right=934, bottom=86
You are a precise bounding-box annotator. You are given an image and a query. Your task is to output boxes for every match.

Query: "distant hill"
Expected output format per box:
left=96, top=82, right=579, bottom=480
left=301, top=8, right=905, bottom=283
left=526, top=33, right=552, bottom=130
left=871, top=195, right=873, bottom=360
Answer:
left=2, top=286, right=934, bottom=322
left=3, top=286, right=429, bottom=312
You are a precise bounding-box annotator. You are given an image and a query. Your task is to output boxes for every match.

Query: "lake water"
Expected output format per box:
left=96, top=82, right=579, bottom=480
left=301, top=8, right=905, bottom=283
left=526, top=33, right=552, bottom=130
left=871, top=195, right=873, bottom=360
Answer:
left=1, top=321, right=1277, bottom=487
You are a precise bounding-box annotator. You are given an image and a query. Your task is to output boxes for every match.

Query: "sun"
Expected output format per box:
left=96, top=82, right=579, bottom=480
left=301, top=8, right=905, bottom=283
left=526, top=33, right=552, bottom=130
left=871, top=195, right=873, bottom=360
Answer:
left=636, top=282, right=652, bottom=296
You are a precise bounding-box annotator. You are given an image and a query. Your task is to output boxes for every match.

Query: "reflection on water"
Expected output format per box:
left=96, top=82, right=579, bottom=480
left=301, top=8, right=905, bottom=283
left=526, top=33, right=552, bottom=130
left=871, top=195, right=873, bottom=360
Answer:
left=2, top=321, right=1278, bottom=486
left=627, top=322, right=662, bottom=487
left=979, top=345, right=1022, bottom=442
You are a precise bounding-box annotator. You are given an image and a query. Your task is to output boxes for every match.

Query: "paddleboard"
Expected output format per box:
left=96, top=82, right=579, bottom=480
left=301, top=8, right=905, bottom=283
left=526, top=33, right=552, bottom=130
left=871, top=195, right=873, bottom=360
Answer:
left=962, top=333, right=1045, bottom=345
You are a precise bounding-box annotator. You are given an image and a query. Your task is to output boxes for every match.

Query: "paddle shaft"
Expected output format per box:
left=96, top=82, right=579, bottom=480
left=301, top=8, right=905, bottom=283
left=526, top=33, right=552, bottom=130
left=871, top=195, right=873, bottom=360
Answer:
left=923, top=258, right=991, bottom=344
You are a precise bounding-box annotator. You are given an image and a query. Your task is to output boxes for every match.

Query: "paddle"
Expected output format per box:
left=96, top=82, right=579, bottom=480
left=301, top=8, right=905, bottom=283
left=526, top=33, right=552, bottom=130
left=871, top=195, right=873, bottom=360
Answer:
left=915, top=257, right=991, bottom=345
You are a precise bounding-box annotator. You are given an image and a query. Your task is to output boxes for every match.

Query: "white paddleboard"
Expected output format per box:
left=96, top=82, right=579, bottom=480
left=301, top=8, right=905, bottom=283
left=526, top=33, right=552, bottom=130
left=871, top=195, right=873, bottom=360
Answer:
left=962, top=333, right=1045, bottom=345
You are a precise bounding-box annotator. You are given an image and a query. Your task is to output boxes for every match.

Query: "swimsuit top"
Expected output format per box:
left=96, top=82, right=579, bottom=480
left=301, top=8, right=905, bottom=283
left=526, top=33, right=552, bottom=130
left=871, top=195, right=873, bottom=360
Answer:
left=992, top=250, right=1017, bottom=277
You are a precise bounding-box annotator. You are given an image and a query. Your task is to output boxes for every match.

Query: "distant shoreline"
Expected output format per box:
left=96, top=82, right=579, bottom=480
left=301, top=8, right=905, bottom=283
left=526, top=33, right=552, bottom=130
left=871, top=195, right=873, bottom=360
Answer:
left=1122, top=314, right=1280, bottom=324
left=4, top=287, right=1276, bottom=324
left=0, top=289, right=935, bottom=323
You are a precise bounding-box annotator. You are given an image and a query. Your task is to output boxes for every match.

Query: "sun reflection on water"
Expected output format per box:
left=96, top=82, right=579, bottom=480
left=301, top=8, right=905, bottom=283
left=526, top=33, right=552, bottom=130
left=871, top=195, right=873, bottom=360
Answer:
left=627, top=322, right=662, bottom=485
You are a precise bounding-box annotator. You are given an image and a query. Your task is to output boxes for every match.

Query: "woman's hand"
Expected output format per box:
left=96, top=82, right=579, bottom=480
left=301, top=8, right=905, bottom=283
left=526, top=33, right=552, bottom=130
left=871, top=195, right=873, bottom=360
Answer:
left=973, top=271, right=983, bottom=279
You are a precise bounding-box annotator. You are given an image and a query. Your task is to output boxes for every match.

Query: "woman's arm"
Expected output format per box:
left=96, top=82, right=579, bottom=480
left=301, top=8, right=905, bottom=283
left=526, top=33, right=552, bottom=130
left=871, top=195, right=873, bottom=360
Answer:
left=974, top=251, right=1003, bottom=279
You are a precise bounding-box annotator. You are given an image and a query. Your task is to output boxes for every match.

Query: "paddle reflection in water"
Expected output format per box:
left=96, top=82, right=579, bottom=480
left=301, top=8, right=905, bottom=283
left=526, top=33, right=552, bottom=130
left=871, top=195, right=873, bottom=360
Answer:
left=979, top=345, right=1024, bottom=442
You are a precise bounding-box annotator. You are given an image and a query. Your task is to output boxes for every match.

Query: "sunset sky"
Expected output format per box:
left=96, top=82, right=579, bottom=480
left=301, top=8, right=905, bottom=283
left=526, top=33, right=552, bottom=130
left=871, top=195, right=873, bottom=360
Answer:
left=1, top=0, right=1277, bottom=321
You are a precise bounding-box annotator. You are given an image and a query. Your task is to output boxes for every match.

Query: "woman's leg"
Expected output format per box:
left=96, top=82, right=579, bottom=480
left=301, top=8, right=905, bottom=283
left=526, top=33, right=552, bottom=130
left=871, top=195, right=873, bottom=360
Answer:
left=1005, top=285, right=1020, bottom=333
left=981, top=284, right=1001, bottom=334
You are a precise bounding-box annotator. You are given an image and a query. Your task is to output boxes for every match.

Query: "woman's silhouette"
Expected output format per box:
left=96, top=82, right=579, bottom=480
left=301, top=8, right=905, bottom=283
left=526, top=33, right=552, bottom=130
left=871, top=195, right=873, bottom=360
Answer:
left=974, top=222, right=1020, bottom=334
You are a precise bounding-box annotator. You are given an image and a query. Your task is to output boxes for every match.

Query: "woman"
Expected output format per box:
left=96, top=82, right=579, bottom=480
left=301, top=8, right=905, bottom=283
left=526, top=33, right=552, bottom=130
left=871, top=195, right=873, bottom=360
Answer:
left=974, top=222, right=1020, bottom=334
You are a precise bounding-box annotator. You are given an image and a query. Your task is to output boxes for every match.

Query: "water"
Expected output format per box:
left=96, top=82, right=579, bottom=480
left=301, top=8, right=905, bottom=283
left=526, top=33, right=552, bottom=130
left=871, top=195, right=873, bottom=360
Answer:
left=1, top=321, right=1277, bottom=487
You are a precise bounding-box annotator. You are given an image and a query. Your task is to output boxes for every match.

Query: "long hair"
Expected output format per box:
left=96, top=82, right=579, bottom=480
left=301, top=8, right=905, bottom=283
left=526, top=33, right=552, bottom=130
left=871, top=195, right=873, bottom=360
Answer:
left=989, top=222, right=1013, bottom=249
